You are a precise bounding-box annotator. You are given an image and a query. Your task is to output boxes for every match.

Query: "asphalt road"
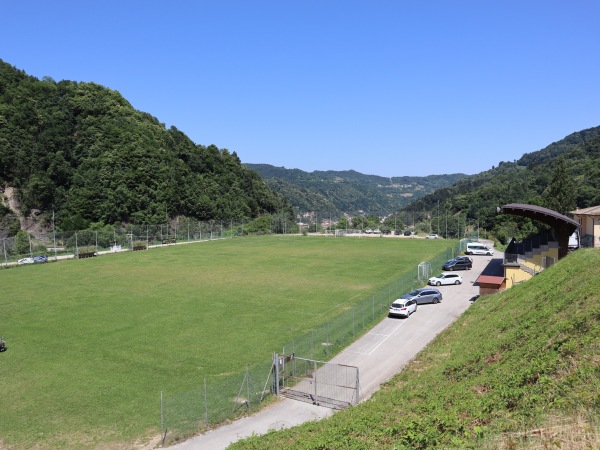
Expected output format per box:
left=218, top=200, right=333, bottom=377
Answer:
left=169, top=248, right=498, bottom=450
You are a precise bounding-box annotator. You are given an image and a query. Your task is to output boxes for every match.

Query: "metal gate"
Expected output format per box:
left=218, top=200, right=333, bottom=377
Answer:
left=274, top=354, right=359, bottom=410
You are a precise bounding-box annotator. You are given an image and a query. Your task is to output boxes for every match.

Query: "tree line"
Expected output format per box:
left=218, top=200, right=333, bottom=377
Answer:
left=0, top=60, right=292, bottom=236
left=401, top=127, right=600, bottom=243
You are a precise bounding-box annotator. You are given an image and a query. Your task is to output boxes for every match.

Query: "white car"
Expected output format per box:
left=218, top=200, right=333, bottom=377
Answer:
left=18, top=257, right=35, bottom=265
left=428, top=273, right=463, bottom=286
left=388, top=298, right=417, bottom=318
left=426, top=234, right=440, bottom=239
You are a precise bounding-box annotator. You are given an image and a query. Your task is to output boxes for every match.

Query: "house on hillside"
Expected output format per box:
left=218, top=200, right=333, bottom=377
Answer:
left=570, top=205, right=600, bottom=248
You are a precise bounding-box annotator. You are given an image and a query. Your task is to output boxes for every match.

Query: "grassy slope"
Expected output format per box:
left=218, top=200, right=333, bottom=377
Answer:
left=0, top=236, right=450, bottom=449
left=231, top=248, right=600, bottom=449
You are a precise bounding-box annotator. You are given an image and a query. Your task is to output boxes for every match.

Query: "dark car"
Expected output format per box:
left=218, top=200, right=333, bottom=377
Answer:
left=442, top=259, right=472, bottom=271
left=400, top=287, right=443, bottom=304
left=454, top=255, right=473, bottom=263
left=404, top=230, right=411, bottom=236
left=34, top=255, right=48, bottom=263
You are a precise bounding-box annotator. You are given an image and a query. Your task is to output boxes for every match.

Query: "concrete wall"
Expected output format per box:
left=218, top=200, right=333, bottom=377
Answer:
left=505, top=265, right=533, bottom=288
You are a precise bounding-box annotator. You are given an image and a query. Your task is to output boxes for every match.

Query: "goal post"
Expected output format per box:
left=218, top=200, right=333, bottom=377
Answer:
left=418, top=261, right=432, bottom=282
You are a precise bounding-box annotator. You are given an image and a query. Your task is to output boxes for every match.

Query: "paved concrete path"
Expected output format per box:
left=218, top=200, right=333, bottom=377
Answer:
left=169, top=249, right=499, bottom=449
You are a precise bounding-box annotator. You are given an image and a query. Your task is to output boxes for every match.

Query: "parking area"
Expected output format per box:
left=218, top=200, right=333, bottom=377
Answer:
left=331, top=250, right=493, bottom=399
left=170, top=248, right=499, bottom=450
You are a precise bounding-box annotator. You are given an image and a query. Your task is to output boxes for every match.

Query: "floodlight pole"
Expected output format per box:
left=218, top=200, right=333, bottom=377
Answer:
left=437, top=201, right=440, bottom=235
left=52, top=207, right=57, bottom=261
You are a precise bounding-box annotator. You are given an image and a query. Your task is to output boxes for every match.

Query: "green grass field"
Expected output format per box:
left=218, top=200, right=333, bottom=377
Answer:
left=0, top=235, right=452, bottom=449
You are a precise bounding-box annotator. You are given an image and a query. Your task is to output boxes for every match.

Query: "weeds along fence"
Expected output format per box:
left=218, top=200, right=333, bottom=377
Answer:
left=160, top=243, right=460, bottom=446
left=0, top=219, right=261, bottom=266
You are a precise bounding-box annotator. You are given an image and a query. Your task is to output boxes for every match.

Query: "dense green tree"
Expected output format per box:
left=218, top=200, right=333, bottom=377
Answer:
left=541, top=156, right=576, bottom=215
left=401, top=128, right=600, bottom=241
left=0, top=59, right=286, bottom=236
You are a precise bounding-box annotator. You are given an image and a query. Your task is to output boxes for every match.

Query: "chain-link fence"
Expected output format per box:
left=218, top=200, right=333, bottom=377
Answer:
left=160, top=360, right=274, bottom=445
left=0, top=218, right=272, bottom=267
left=160, top=242, right=461, bottom=446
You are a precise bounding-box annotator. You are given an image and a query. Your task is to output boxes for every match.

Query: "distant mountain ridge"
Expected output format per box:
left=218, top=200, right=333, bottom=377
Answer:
left=245, top=164, right=466, bottom=215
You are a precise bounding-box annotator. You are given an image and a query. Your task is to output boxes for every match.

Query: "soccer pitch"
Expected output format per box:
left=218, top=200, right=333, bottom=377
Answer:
left=0, top=235, right=452, bottom=449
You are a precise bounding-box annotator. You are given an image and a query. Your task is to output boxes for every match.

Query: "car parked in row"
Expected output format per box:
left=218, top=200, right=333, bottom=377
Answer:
left=17, top=255, right=48, bottom=265
left=400, top=287, right=443, bottom=304
left=388, top=298, right=417, bottom=318
left=454, top=255, right=473, bottom=263
left=466, top=242, right=493, bottom=255
left=428, top=273, right=463, bottom=286
left=442, top=258, right=472, bottom=271
left=426, top=234, right=439, bottom=239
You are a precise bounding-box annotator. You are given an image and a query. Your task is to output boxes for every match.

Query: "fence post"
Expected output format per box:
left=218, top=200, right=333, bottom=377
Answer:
left=204, top=378, right=208, bottom=426
left=246, top=366, right=250, bottom=407
left=160, top=391, right=166, bottom=446
left=273, top=354, right=280, bottom=396
left=313, top=360, right=318, bottom=399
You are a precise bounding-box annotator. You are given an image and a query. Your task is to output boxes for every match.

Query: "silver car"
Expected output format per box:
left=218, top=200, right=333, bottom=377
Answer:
left=400, top=288, right=443, bottom=304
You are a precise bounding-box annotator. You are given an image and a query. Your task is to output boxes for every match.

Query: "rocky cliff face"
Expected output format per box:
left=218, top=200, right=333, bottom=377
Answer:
left=1, top=186, right=44, bottom=240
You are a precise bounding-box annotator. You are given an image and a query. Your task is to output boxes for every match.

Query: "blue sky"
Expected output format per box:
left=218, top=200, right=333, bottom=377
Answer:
left=2, top=1, right=599, bottom=177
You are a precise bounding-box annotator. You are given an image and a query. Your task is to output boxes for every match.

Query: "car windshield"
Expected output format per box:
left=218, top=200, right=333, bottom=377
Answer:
left=408, top=290, right=420, bottom=296
left=434, top=274, right=444, bottom=278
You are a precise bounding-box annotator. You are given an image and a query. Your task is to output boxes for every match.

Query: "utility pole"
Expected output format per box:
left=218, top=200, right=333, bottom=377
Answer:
left=52, top=207, right=57, bottom=261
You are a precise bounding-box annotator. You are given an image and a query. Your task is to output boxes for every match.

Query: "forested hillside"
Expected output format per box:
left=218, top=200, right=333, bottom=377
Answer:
left=401, top=126, right=600, bottom=242
left=0, top=60, right=285, bottom=235
left=246, top=164, right=465, bottom=215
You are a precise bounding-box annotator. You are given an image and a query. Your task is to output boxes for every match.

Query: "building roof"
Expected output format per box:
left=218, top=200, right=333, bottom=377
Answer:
left=501, top=203, right=579, bottom=259
left=570, top=205, right=600, bottom=216
left=501, top=203, right=580, bottom=228
left=476, top=275, right=505, bottom=286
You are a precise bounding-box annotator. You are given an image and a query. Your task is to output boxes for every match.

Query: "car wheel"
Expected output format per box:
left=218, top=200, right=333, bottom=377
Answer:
left=433, top=297, right=440, bottom=304
left=455, top=280, right=460, bottom=285
left=436, top=281, right=441, bottom=286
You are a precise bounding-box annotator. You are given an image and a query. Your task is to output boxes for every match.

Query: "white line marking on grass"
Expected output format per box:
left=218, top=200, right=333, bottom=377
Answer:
left=315, top=303, right=345, bottom=317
